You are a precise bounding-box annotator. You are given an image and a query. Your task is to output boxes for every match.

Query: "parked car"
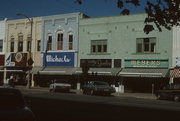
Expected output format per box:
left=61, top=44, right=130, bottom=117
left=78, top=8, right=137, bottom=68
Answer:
left=82, top=81, right=116, bottom=96
left=155, top=84, right=180, bottom=101
left=49, top=80, right=71, bottom=92
left=0, top=88, right=36, bottom=121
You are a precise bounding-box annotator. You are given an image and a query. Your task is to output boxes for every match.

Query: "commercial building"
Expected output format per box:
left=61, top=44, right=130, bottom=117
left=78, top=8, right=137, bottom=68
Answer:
left=78, top=14, right=180, bottom=92
left=4, top=17, right=42, bottom=86
left=37, top=12, right=88, bottom=88
left=0, top=19, right=6, bottom=83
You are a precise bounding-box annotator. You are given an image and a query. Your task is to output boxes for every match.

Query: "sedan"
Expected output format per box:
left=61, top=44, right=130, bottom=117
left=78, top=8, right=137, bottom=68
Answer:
left=82, top=81, right=116, bottom=96
left=49, top=81, right=71, bottom=92
left=0, top=88, right=36, bottom=121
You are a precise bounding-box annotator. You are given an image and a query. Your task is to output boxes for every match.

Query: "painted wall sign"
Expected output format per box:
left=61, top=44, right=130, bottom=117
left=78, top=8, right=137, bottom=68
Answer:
left=5, top=53, right=27, bottom=67
left=43, top=52, right=74, bottom=67
left=124, top=59, right=169, bottom=68
left=80, top=59, right=112, bottom=68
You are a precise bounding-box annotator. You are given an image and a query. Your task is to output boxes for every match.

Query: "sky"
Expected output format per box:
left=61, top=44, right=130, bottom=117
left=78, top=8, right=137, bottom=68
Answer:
left=0, top=0, right=150, bottom=20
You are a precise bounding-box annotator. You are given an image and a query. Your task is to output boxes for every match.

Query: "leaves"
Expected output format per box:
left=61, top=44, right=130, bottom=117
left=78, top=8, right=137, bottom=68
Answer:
left=74, top=0, right=82, bottom=4
left=117, top=0, right=124, bottom=8
left=75, top=0, right=180, bottom=34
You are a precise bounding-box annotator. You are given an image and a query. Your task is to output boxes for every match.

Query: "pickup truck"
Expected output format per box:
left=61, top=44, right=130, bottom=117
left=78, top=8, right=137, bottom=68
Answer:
left=155, top=84, right=180, bottom=101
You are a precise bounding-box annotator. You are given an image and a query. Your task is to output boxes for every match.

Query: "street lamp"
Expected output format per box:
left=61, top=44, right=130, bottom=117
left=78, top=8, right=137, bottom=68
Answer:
left=16, top=13, right=33, bottom=89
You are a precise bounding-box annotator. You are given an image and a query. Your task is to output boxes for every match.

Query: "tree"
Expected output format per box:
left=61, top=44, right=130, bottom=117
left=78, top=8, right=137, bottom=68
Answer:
left=75, top=0, right=180, bottom=34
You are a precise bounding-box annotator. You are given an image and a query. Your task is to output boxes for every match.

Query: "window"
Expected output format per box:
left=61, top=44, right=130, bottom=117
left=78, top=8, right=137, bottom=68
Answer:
left=27, top=37, right=31, bottom=52
left=57, top=33, right=63, bottom=50
left=136, top=37, right=156, bottom=53
left=0, top=40, right=3, bottom=52
left=18, top=35, right=23, bottom=52
left=91, top=40, right=107, bottom=54
left=114, top=59, right=121, bottom=68
left=10, top=42, right=14, bottom=52
left=37, top=40, right=41, bottom=51
left=47, top=35, right=52, bottom=51
left=18, top=41, right=23, bottom=52
left=68, top=34, right=73, bottom=50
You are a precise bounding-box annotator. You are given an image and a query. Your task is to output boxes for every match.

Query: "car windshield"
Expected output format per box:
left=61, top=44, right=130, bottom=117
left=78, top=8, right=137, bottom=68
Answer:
left=0, top=89, right=26, bottom=109
left=93, top=82, right=109, bottom=86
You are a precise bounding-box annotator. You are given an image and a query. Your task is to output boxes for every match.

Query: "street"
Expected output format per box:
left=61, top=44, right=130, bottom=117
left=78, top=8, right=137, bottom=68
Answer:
left=21, top=89, right=180, bottom=121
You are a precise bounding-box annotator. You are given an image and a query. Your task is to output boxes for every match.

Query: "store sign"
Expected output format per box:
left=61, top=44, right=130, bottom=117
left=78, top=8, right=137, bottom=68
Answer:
left=124, top=59, right=168, bottom=68
left=43, top=52, right=74, bottom=67
left=80, top=59, right=112, bottom=68
left=5, top=53, right=27, bottom=67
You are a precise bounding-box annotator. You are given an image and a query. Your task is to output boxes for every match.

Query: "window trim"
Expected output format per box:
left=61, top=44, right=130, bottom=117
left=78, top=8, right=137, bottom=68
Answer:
left=56, top=31, right=63, bottom=50
left=91, top=39, right=108, bottom=54
left=136, top=37, right=156, bottom=54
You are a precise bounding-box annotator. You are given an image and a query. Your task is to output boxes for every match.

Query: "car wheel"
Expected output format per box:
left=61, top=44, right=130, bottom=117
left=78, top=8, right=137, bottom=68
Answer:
left=174, top=95, right=179, bottom=102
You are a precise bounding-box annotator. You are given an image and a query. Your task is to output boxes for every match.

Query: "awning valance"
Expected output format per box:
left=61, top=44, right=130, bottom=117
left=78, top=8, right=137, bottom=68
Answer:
left=170, top=68, right=180, bottom=78
left=74, top=68, right=121, bottom=76
left=118, top=68, right=169, bottom=78
left=38, top=67, right=78, bottom=75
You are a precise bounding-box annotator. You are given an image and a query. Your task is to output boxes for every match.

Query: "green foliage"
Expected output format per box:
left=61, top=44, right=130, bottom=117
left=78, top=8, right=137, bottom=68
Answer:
left=74, top=0, right=180, bottom=34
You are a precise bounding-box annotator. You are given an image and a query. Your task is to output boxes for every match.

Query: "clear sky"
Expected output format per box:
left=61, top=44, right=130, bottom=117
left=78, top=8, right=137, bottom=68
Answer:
left=0, top=0, right=149, bottom=20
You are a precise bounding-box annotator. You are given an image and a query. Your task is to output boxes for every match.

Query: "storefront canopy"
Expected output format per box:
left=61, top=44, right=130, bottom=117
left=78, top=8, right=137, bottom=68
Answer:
left=74, top=68, right=121, bottom=76
left=38, top=67, right=78, bottom=75
left=0, top=67, right=24, bottom=72
left=118, top=68, right=169, bottom=78
left=170, top=68, right=180, bottom=78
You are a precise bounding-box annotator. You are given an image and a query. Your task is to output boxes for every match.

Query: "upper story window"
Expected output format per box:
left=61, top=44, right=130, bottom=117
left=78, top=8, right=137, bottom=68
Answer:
left=10, top=38, right=14, bottom=52
left=91, top=40, right=107, bottom=54
left=57, top=32, right=63, bottom=50
left=0, top=39, right=3, bottom=52
left=68, top=34, right=73, bottom=50
left=136, top=37, right=156, bottom=53
left=18, top=41, right=23, bottom=52
left=27, top=37, right=31, bottom=52
left=18, top=35, right=23, bottom=52
left=47, top=35, right=52, bottom=51
left=37, top=40, right=41, bottom=51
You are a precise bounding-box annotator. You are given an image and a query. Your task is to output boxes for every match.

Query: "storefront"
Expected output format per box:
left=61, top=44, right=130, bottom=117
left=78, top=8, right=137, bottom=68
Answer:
left=36, top=52, right=78, bottom=87
left=119, top=59, right=170, bottom=93
left=3, top=53, right=28, bottom=85
left=0, top=55, right=5, bottom=84
left=78, top=59, right=121, bottom=86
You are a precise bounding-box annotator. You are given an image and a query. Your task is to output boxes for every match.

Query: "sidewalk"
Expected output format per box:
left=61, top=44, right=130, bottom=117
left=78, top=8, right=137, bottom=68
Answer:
left=15, top=86, right=156, bottom=100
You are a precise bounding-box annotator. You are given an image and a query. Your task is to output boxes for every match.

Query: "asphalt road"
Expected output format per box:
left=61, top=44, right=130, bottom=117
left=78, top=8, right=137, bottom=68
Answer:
left=22, top=90, right=180, bottom=121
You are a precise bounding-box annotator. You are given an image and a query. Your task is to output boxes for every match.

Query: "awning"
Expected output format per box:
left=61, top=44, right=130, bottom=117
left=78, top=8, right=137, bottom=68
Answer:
left=74, top=68, right=121, bottom=76
left=38, top=67, right=78, bottom=75
left=170, top=68, right=180, bottom=78
left=0, top=70, right=24, bottom=72
left=118, top=68, right=169, bottom=78
left=31, top=67, right=43, bottom=74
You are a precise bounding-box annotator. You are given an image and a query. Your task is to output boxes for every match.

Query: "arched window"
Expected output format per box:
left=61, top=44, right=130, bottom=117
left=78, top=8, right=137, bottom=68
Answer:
left=47, top=34, right=52, bottom=51
left=56, top=31, right=63, bottom=50
left=68, top=33, right=73, bottom=50
left=10, top=36, right=14, bottom=52
left=18, top=33, right=23, bottom=52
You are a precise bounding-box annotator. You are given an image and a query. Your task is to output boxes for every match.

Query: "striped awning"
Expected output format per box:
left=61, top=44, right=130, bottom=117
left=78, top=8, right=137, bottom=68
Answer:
left=170, top=68, right=180, bottom=78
